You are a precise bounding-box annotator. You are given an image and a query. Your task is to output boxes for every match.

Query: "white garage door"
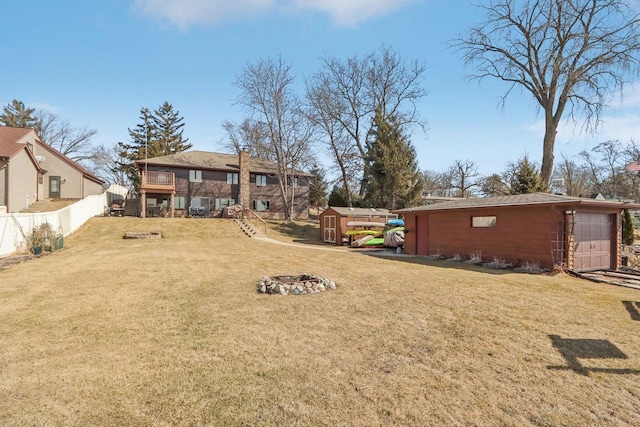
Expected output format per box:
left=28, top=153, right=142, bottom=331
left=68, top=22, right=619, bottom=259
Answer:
left=574, top=213, right=613, bottom=271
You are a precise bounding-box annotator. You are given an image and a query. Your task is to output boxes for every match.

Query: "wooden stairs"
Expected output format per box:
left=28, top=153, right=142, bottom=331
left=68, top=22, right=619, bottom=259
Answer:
left=234, top=218, right=263, bottom=238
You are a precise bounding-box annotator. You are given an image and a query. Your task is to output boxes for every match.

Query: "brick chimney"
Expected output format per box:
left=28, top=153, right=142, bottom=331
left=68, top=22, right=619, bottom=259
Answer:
left=238, top=150, right=250, bottom=209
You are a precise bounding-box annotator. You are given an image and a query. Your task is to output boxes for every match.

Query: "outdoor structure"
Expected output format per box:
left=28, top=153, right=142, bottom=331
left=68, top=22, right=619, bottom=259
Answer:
left=136, top=150, right=311, bottom=219
left=319, top=207, right=398, bottom=245
left=0, top=126, right=103, bottom=213
left=395, top=193, right=640, bottom=271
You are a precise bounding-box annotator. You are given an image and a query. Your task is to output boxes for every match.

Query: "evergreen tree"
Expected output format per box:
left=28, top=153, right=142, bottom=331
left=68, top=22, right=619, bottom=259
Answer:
left=153, top=102, right=191, bottom=154
left=117, top=103, right=190, bottom=192
left=0, top=99, right=37, bottom=128
left=508, top=154, right=546, bottom=195
left=623, top=209, right=635, bottom=246
left=328, top=184, right=351, bottom=207
left=308, top=164, right=328, bottom=211
left=362, top=110, right=423, bottom=209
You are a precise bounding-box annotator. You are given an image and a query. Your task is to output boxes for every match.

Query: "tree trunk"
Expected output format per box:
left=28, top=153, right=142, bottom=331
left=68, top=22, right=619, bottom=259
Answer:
left=540, top=120, right=557, bottom=188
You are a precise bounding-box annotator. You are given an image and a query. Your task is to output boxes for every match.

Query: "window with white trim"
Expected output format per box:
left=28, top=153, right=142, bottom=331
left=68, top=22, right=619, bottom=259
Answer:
left=256, top=175, right=266, bottom=187
left=189, top=170, right=202, bottom=182
left=227, top=172, right=238, bottom=184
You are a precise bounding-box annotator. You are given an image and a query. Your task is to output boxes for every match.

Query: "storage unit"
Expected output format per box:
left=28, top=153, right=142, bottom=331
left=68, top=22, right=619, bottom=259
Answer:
left=319, top=207, right=398, bottom=245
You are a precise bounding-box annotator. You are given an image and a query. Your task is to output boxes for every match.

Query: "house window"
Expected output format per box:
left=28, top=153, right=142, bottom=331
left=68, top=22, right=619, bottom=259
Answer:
left=174, top=197, right=186, bottom=209
left=189, top=170, right=202, bottom=182
left=227, top=172, right=238, bottom=184
left=256, top=175, right=266, bottom=187
left=147, top=198, right=157, bottom=207
left=215, top=198, right=236, bottom=209
left=252, top=200, right=270, bottom=211
left=472, top=216, right=497, bottom=228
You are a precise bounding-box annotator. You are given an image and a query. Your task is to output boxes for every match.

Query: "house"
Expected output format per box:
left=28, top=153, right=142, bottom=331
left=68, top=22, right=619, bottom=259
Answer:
left=319, top=207, right=398, bottom=245
left=0, top=126, right=103, bottom=213
left=135, top=150, right=311, bottom=219
left=395, top=193, right=640, bottom=271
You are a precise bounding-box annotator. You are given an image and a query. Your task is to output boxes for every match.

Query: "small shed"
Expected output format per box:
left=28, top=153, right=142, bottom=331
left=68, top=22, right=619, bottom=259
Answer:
left=394, top=193, right=640, bottom=271
left=319, top=207, right=398, bottom=245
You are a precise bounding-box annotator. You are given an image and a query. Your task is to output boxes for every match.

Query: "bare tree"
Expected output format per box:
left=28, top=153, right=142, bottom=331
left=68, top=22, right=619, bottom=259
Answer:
left=553, top=154, right=592, bottom=196
left=456, top=0, right=640, bottom=186
left=423, top=169, right=453, bottom=197
left=307, top=45, right=427, bottom=196
left=305, top=74, right=362, bottom=206
left=234, top=56, right=314, bottom=220
left=220, top=119, right=272, bottom=160
left=89, top=142, right=130, bottom=187
left=449, top=159, right=480, bottom=198
left=35, top=110, right=97, bottom=162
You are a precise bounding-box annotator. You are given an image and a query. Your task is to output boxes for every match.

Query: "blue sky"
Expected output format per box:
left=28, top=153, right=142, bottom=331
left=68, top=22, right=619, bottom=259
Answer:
left=2, top=0, right=639, bottom=178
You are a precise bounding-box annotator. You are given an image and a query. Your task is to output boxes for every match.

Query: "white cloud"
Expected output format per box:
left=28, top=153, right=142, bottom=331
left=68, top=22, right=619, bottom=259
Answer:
left=133, top=0, right=416, bottom=29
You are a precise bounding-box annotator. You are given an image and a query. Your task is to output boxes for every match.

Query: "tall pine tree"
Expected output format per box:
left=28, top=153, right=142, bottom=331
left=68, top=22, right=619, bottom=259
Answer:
left=153, top=102, right=191, bottom=154
left=117, top=103, right=190, bottom=192
left=308, top=164, right=329, bottom=212
left=0, top=99, right=37, bottom=128
left=363, top=109, right=423, bottom=209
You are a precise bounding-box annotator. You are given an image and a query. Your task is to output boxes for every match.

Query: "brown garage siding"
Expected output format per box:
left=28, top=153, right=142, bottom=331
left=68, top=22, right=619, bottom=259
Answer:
left=423, top=206, right=563, bottom=267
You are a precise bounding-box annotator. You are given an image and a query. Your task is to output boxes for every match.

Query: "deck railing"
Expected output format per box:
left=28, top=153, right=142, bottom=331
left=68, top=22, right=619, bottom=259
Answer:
left=141, top=170, right=175, bottom=192
left=243, top=208, right=267, bottom=235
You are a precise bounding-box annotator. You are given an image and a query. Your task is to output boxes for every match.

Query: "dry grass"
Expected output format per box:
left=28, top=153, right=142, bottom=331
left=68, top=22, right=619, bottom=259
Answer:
left=1, top=217, right=640, bottom=426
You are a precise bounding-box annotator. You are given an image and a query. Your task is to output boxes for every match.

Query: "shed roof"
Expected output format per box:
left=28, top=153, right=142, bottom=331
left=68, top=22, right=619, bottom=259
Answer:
left=324, top=207, right=395, bottom=216
left=395, top=193, right=640, bottom=213
left=136, top=150, right=312, bottom=176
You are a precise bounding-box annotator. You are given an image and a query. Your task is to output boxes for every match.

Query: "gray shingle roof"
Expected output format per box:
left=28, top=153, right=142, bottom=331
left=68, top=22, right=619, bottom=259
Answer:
left=395, top=192, right=640, bottom=212
left=136, top=150, right=312, bottom=176
left=327, top=207, right=394, bottom=216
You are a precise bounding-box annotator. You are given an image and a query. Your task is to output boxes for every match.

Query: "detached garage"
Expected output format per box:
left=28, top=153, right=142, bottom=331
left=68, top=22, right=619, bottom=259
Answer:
left=395, top=193, right=640, bottom=271
left=319, top=207, right=397, bottom=245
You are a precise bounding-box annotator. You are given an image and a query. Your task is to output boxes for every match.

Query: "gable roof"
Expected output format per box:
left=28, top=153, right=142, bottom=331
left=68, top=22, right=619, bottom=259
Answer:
left=0, top=127, right=36, bottom=158
left=395, top=193, right=640, bottom=213
left=135, top=150, right=313, bottom=176
left=36, top=141, right=104, bottom=185
left=0, top=127, right=46, bottom=172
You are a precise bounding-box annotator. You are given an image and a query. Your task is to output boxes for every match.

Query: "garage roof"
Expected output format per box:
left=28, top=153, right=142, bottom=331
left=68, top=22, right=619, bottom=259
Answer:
left=395, top=193, right=640, bottom=213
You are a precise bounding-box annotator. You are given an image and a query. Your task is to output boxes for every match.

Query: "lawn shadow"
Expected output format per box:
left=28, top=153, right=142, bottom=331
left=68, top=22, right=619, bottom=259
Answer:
left=269, top=221, right=329, bottom=247
left=547, top=334, right=640, bottom=376
left=622, top=301, right=640, bottom=321
left=360, top=251, right=516, bottom=276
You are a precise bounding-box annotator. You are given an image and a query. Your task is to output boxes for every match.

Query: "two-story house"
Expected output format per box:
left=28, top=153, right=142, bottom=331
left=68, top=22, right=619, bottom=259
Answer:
left=136, top=150, right=311, bottom=219
left=0, top=126, right=103, bottom=213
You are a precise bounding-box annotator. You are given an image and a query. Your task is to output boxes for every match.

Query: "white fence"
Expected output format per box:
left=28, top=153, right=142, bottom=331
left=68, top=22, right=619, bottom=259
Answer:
left=0, top=186, right=127, bottom=258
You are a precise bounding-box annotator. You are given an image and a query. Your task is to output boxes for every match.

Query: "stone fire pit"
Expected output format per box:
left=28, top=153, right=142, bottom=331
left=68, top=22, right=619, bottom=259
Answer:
left=257, top=273, right=336, bottom=295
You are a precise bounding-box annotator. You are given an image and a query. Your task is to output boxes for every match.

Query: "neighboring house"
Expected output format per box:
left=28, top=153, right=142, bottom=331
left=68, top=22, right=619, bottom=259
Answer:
left=0, top=126, right=104, bottom=213
left=395, top=193, right=640, bottom=271
left=136, top=150, right=311, bottom=219
left=319, top=207, right=397, bottom=245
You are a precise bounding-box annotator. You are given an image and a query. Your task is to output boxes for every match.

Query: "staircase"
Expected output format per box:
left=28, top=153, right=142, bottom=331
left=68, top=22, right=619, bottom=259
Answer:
left=234, top=218, right=263, bottom=237
left=20, top=199, right=55, bottom=213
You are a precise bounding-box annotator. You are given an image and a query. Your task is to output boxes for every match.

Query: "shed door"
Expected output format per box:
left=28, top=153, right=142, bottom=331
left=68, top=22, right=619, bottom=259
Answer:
left=574, top=213, right=613, bottom=270
left=323, top=215, right=337, bottom=243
